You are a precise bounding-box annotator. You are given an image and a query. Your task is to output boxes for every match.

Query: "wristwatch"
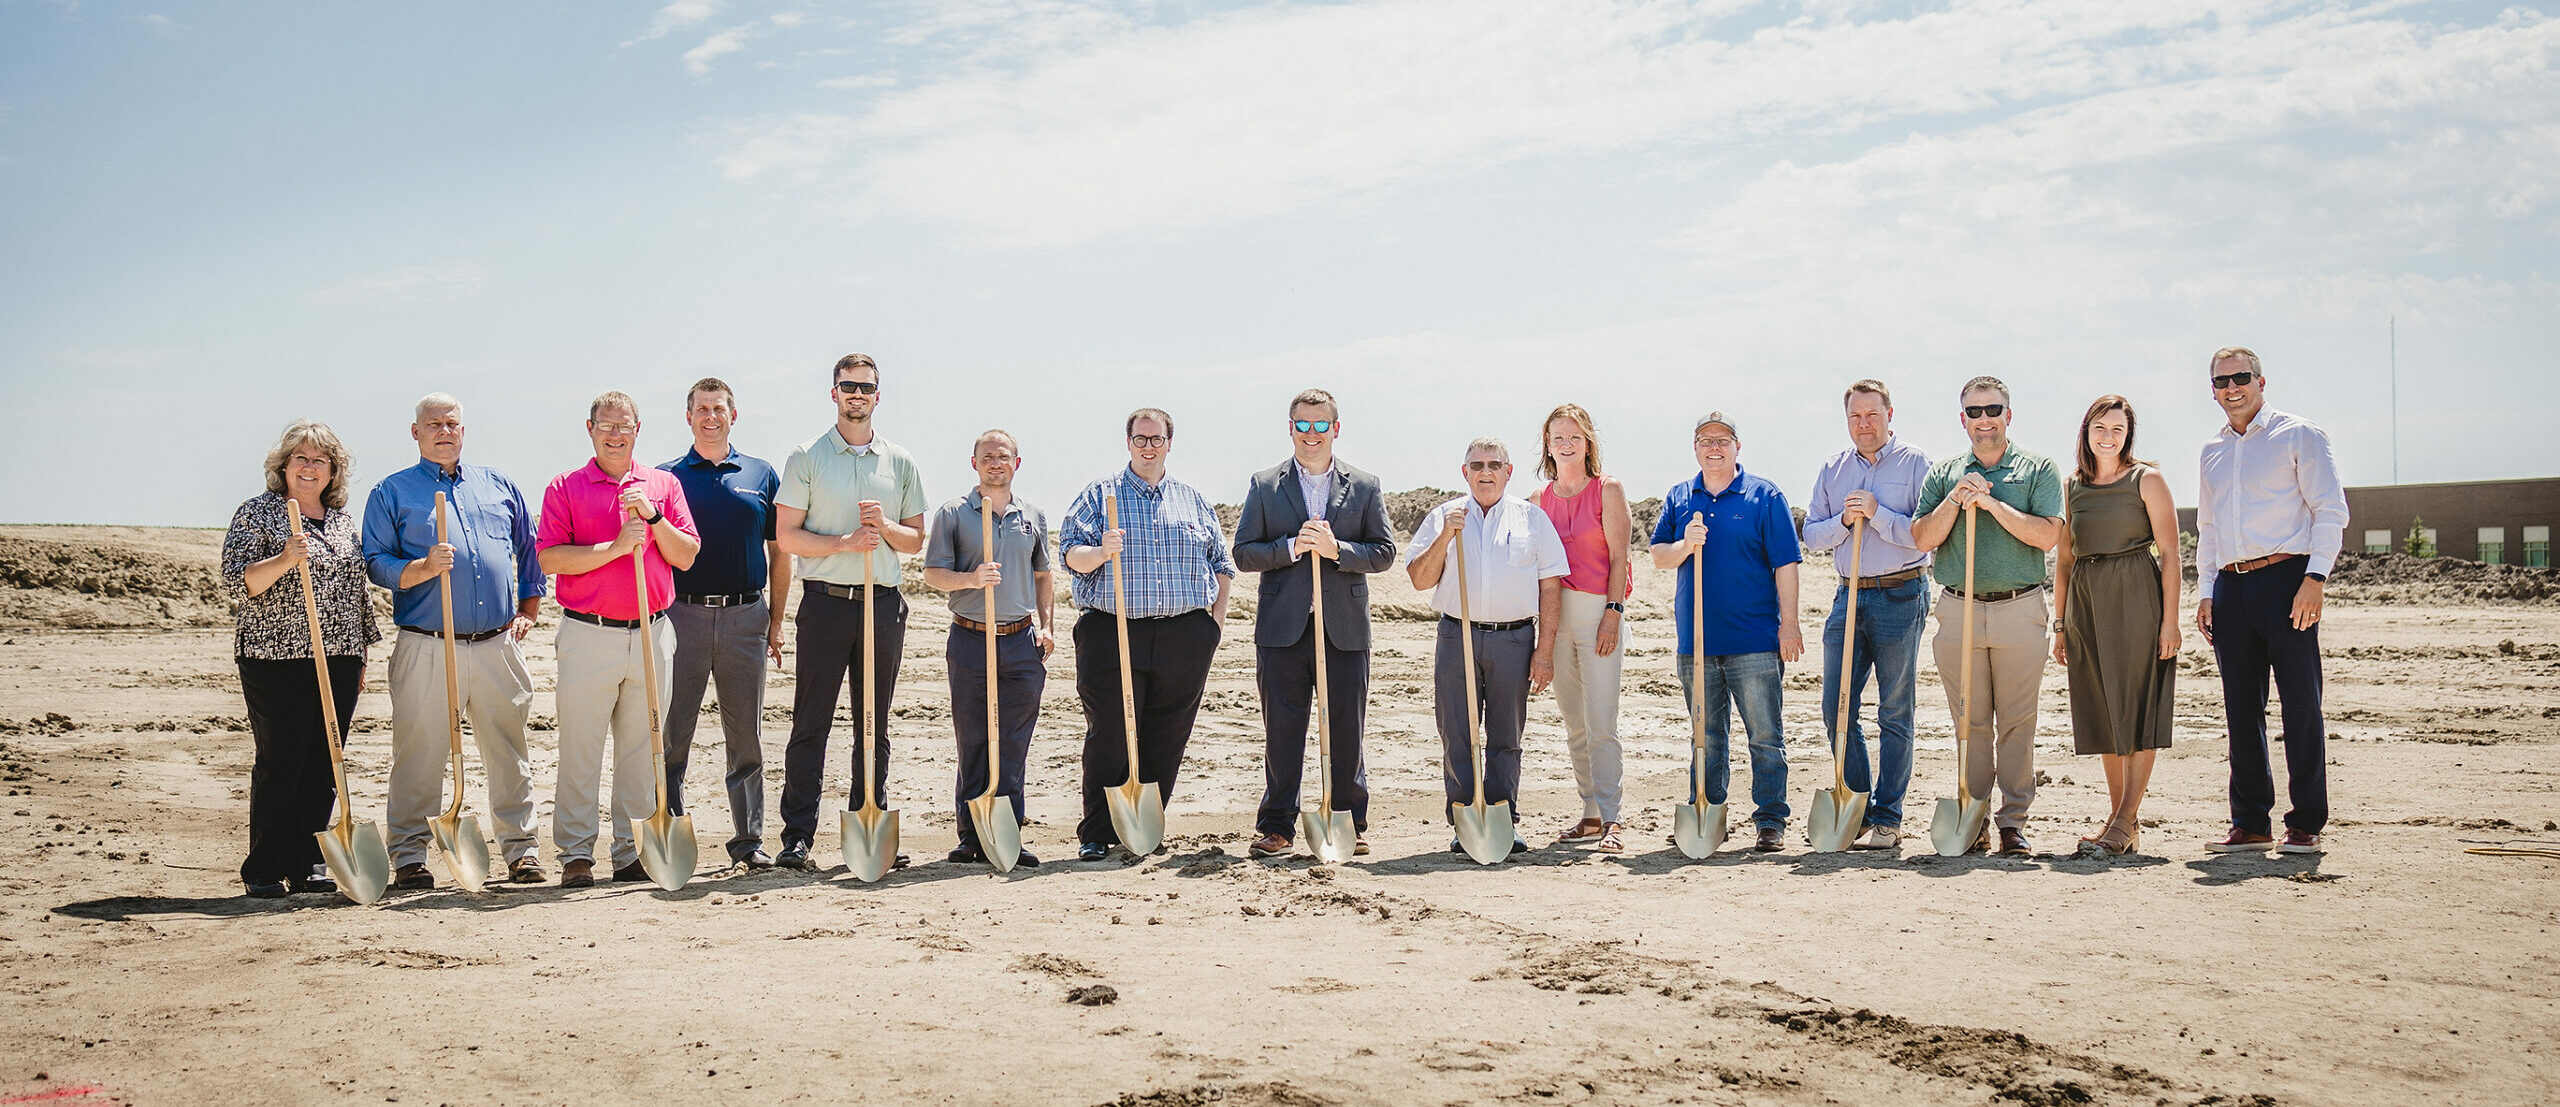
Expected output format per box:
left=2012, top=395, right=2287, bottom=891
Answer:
left=2305, top=571, right=2327, bottom=582
left=1604, top=601, right=1625, bottom=613
left=641, top=508, right=664, bottom=526
left=2050, top=619, right=2064, bottom=633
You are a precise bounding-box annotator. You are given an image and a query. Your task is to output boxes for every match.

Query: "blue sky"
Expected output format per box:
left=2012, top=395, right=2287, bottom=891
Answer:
left=3, top=0, right=2553, bottom=527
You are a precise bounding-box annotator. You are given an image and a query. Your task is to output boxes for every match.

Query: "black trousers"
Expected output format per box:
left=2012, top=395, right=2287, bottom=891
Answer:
left=948, top=622, right=1046, bottom=842
left=2211, top=557, right=2328, bottom=835
left=1074, top=607, right=1220, bottom=846
left=1436, top=617, right=1535, bottom=821
left=1253, top=626, right=1370, bottom=838
left=781, top=584, right=906, bottom=848
left=236, top=655, right=361, bottom=885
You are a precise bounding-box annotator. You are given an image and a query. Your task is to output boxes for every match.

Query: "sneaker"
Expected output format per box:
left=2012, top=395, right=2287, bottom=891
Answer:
left=1851, top=824, right=1900, bottom=851
left=2205, top=827, right=2276, bottom=853
left=1248, top=833, right=1291, bottom=859
left=774, top=843, right=815, bottom=870
left=507, top=856, right=546, bottom=884
left=738, top=849, right=774, bottom=870
left=1076, top=842, right=1110, bottom=862
left=1352, top=835, right=1370, bottom=856
left=2277, top=829, right=2324, bottom=855
left=288, top=871, right=338, bottom=895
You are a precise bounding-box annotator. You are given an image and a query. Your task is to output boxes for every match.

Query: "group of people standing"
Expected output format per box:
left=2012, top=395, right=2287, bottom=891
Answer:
left=219, top=346, right=2346, bottom=897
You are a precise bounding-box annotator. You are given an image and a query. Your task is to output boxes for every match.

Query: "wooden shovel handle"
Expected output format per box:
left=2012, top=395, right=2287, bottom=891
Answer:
left=286, top=506, right=353, bottom=828
left=1955, top=504, right=1978, bottom=805
left=982, top=500, right=1001, bottom=793
left=1452, top=517, right=1484, bottom=808
left=433, top=493, right=468, bottom=805
left=1104, top=494, right=1141, bottom=775
left=632, top=497, right=670, bottom=820
left=1831, top=518, right=1863, bottom=798
left=1310, top=542, right=1330, bottom=810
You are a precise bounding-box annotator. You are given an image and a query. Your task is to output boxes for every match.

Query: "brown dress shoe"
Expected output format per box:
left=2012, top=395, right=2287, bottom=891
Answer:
left=559, top=859, right=596, bottom=889
left=1997, top=828, right=2033, bottom=857
left=390, top=863, right=435, bottom=891
left=1753, top=825, right=1784, bottom=852
left=1248, top=833, right=1291, bottom=858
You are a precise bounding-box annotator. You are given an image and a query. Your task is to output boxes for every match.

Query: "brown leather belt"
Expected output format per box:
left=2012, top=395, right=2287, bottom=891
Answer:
left=2221, top=552, right=2304, bottom=575
left=1852, top=566, right=1927, bottom=590
left=953, top=614, right=1033, bottom=636
left=1943, top=584, right=2043, bottom=604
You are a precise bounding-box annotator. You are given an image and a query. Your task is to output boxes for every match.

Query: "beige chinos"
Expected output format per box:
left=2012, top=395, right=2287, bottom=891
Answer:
left=1931, top=587, right=2047, bottom=829
left=385, top=630, right=539, bottom=868
left=552, top=614, right=673, bottom=868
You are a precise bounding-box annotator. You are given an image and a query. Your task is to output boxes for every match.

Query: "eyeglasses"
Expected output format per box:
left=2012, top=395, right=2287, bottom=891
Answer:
left=591, top=422, right=638, bottom=436
left=1693, top=436, right=1737, bottom=449
left=1128, top=435, right=1170, bottom=449
left=973, top=452, right=1018, bottom=464
left=835, top=380, right=880, bottom=395
left=1291, top=419, right=1335, bottom=434
left=286, top=454, right=332, bottom=470
left=1464, top=459, right=1507, bottom=473
left=1963, top=404, right=2007, bottom=419
left=2211, top=370, right=2256, bottom=389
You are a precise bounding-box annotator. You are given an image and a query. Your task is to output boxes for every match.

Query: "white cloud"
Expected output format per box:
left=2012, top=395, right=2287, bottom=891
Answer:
left=684, top=23, right=758, bottom=76
left=131, top=13, right=176, bottom=36
left=626, top=0, right=723, bottom=45
left=305, top=264, right=489, bottom=307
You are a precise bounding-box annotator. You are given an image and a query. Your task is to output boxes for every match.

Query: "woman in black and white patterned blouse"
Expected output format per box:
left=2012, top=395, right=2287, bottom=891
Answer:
left=220, top=420, right=381, bottom=898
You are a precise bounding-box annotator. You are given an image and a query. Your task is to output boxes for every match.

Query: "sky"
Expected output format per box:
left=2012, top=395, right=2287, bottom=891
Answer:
left=3, top=0, right=2553, bottom=528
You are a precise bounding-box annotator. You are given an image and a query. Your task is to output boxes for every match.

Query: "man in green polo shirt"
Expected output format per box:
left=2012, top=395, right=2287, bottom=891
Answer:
left=1913, top=375, right=2063, bottom=857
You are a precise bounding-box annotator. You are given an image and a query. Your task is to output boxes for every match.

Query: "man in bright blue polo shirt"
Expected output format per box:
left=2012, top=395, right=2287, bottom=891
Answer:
left=657, top=377, right=787, bottom=870
left=361, top=392, right=549, bottom=889
left=1648, top=411, right=1804, bottom=853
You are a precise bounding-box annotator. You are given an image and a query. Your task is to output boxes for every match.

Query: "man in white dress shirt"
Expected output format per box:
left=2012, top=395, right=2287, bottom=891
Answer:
left=1405, top=437, right=1569, bottom=857
left=2194, top=346, right=2347, bottom=856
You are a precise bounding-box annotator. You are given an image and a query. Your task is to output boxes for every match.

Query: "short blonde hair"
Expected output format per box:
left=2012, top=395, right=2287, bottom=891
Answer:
left=2210, top=346, right=2261, bottom=373
left=588, top=391, right=639, bottom=423
left=1537, top=403, right=1601, bottom=481
left=263, top=419, right=354, bottom=510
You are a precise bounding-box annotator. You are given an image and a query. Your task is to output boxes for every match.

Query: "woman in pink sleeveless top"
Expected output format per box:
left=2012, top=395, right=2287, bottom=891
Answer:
left=1535, top=404, right=1634, bottom=853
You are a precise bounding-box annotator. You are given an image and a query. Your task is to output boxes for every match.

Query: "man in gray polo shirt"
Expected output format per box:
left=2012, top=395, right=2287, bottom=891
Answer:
left=922, top=429, right=1055, bottom=866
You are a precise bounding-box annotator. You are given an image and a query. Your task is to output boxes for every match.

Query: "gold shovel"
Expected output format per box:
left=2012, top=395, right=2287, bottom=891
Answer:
left=1100, top=493, right=1166, bottom=857
left=966, top=501, right=1023, bottom=872
left=1300, top=548, right=1357, bottom=863
left=629, top=509, right=695, bottom=891
left=1672, top=514, right=1726, bottom=858
left=1807, top=518, right=1871, bottom=853
left=1448, top=522, right=1512, bottom=866
left=425, top=493, right=491, bottom=893
left=288, top=507, right=388, bottom=904
left=1932, top=504, right=1993, bottom=857
left=840, top=553, right=901, bottom=881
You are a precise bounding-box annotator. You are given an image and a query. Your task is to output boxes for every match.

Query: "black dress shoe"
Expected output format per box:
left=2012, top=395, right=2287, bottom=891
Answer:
left=894, top=853, right=911, bottom=870
left=1014, top=849, right=1041, bottom=868
left=245, top=881, right=289, bottom=899
left=1508, top=838, right=1530, bottom=856
left=946, top=845, right=987, bottom=865
left=738, top=849, right=774, bottom=870
left=1076, top=842, right=1110, bottom=862
left=775, top=844, right=814, bottom=870
left=612, top=862, right=650, bottom=883
left=289, top=874, right=338, bottom=895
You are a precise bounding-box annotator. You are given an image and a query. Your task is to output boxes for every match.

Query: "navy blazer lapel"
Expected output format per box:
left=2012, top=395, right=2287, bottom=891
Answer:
left=1324, top=469, right=1351, bottom=523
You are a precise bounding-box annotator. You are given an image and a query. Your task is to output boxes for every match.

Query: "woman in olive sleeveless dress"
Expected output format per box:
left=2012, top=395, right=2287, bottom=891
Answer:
left=2052, top=396, right=2183, bottom=855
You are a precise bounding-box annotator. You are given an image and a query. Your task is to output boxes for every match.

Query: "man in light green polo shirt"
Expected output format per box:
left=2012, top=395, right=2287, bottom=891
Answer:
left=770, top=352, right=930, bottom=869
left=1913, top=375, right=2063, bottom=857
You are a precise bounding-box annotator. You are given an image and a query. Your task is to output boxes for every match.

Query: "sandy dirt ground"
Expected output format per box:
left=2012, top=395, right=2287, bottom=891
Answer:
left=0, top=524, right=2553, bottom=1106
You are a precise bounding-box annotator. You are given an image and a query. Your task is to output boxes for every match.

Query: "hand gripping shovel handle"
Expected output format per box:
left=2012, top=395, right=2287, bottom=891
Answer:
left=1104, top=495, right=1142, bottom=778
left=1452, top=523, right=1485, bottom=808
left=1956, top=504, right=1978, bottom=805
left=631, top=502, right=670, bottom=821
left=1830, top=518, right=1864, bottom=799
left=287, top=508, right=354, bottom=827
left=433, top=494, right=468, bottom=811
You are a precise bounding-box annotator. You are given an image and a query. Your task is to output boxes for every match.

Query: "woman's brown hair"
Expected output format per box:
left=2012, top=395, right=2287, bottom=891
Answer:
left=2075, top=394, right=2149, bottom=485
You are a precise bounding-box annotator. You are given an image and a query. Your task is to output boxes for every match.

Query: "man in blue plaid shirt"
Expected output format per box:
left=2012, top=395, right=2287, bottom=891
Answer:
left=1060, top=407, right=1235, bottom=860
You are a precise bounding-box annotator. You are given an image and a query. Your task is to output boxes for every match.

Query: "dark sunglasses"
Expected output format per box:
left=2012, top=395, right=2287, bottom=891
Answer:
left=1291, top=419, right=1335, bottom=434
left=1963, top=403, right=2007, bottom=419
left=2211, top=370, right=2256, bottom=389
left=1464, top=459, right=1507, bottom=473
left=834, top=380, right=879, bottom=395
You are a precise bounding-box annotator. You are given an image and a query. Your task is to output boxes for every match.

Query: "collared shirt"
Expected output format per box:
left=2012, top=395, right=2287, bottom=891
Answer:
left=658, top=445, right=779, bottom=596
left=1917, top=444, right=2065, bottom=594
left=1801, top=436, right=1931, bottom=577
left=775, top=426, right=928, bottom=586
left=223, top=492, right=382, bottom=661
left=1405, top=494, right=1570, bottom=624
left=924, top=489, right=1051, bottom=623
left=1060, top=467, right=1236, bottom=616
left=2197, top=405, right=2347, bottom=600
left=1295, top=461, right=1332, bottom=522
left=362, top=458, right=547, bottom=636
left=534, top=460, right=698, bottom=621
left=1649, top=467, right=1802, bottom=656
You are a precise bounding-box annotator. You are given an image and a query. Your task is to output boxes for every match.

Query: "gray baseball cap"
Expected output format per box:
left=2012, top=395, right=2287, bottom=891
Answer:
left=1693, top=411, right=1739, bottom=437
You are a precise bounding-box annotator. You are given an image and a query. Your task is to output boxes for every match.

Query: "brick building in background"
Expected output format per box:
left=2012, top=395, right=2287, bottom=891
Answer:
left=2176, top=477, right=2560, bottom=566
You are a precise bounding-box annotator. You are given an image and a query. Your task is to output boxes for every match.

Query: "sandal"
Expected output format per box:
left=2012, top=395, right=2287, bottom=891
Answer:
left=2098, top=826, right=2140, bottom=856
left=1596, top=823, right=1624, bottom=854
left=1560, top=818, right=1606, bottom=844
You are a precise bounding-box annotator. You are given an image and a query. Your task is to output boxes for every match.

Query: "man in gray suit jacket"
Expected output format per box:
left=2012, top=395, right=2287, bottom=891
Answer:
left=1231, top=388, right=1398, bottom=859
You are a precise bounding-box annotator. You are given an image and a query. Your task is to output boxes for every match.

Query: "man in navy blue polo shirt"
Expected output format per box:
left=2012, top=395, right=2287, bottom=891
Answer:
left=657, top=377, right=787, bottom=869
left=1648, top=411, right=1804, bottom=852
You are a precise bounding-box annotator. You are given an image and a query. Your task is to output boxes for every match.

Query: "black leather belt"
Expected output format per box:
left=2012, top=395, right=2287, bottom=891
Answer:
left=562, top=608, right=660, bottom=630
left=1943, top=584, right=2043, bottom=604
left=1443, top=614, right=1534, bottom=633
left=1853, top=566, right=1927, bottom=589
left=954, top=615, right=1034, bottom=635
left=806, top=580, right=893, bottom=601
left=677, top=591, right=763, bottom=607
left=400, top=624, right=508, bottom=643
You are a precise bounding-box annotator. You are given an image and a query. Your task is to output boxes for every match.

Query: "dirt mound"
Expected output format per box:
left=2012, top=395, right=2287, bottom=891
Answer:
left=1383, top=487, right=1457, bottom=540
left=2324, top=551, right=2559, bottom=605
left=0, top=526, right=230, bottom=630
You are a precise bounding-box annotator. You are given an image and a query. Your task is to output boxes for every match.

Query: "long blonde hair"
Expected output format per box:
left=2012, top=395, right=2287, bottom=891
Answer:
left=1537, top=403, right=1602, bottom=481
left=262, top=419, right=353, bottom=510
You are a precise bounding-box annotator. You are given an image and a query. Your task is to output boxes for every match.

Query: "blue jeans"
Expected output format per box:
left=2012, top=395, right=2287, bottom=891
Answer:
left=1822, top=578, right=1930, bottom=828
left=1674, top=651, right=1789, bottom=829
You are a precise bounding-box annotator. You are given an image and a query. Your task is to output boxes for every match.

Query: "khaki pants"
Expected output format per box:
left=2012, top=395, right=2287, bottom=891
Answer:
left=553, top=614, right=673, bottom=868
left=1551, top=588, right=1625, bottom=823
left=1931, top=587, right=2047, bottom=830
left=386, top=630, right=538, bottom=868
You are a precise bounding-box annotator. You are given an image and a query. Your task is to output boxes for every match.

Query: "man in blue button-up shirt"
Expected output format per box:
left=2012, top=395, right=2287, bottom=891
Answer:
left=360, top=393, right=548, bottom=889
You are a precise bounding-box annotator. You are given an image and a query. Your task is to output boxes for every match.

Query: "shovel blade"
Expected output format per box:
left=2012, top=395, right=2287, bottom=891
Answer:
left=1451, top=800, right=1513, bottom=866
left=1302, top=808, right=1357, bottom=864
left=1930, top=796, right=1991, bottom=857
left=316, top=819, right=390, bottom=905
left=429, top=811, right=491, bottom=893
left=1807, top=790, right=1869, bottom=853
left=840, top=807, right=900, bottom=883
left=968, top=795, right=1022, bottom=874
left=1105, top=781, right=1164, bottom=857
left=1672, top=802, right=1728, bottom=859
left=634, top=810, right=696, bottom=891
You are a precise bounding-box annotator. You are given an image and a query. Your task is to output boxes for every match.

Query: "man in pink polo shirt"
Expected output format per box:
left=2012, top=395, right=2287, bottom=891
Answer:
left=536, top=391, right=701, bottom=888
